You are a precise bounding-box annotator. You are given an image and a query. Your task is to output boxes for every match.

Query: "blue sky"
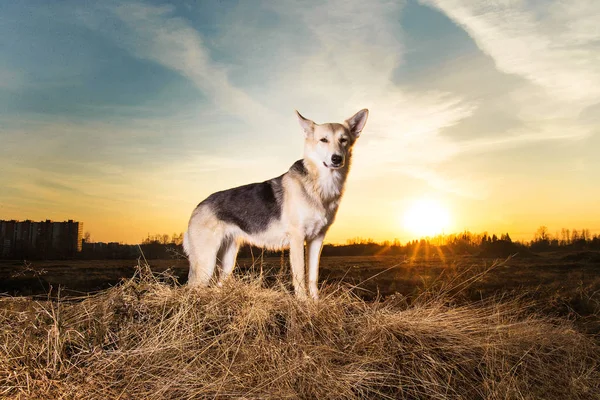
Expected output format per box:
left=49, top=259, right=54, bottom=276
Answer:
left=1, top=0, right=599, bottom=243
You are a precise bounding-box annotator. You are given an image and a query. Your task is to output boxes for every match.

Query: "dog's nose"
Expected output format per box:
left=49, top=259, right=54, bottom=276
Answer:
left=331, top=154, right=343, bottom=165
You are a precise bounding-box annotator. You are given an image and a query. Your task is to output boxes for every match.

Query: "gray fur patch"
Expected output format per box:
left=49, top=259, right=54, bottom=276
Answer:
left=290, top=159, right=307, bottom=176
left=199, top=176, right=284, bottom=234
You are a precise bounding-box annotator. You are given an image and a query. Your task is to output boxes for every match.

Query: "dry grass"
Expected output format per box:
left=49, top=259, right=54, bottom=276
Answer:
left=1, top=262, right=599, bottom=399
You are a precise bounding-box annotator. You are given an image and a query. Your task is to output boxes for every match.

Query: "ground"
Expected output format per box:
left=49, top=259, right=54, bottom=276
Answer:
left=2, top=251, right=600, bottom=333
left=1, top=253, right=599, bottom=399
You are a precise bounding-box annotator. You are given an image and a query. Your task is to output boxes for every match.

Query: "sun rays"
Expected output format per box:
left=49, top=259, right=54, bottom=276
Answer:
left=402, top=198, right=451, bottom=239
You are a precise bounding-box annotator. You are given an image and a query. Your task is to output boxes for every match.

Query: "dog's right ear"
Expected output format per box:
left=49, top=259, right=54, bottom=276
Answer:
left=295, top=110, right=315, bottom=138
left=346, top=109, right=369, bottom=138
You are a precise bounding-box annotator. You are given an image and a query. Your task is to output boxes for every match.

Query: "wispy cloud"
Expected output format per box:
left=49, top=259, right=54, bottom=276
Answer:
left=76, top=0, right=480, bottom=196
left=248, top=1, right=479, bottom=191
left=78, top=2, right=281, bottom=129
left=458, top=124, right=590, bottom=155
left=421, top=0, right=600, bottom=107
left=416, top=0, right=600, bottom=203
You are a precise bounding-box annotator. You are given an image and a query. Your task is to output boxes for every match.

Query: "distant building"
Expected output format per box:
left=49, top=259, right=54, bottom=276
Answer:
left=0, top=219, right=83, bottom=259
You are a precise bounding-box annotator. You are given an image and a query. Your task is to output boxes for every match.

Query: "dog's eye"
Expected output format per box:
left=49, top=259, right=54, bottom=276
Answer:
left=320, top=138, right=329, bottom=143
left=340, top=138, right=348, bottom=144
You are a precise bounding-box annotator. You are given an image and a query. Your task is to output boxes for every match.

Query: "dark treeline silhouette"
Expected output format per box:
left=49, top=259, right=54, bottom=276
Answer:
left=2, top=227, right=599, bottom=260
left=529, top=226, right=599, bottom=252
left=77, top=233, right=186, bottom=260
left=62, top=226, right=600, bottom=261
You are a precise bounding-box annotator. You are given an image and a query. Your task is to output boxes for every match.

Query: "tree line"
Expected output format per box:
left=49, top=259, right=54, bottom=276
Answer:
left=2, top=226, right=586, bottom=260
left=75, top=227, right=600, bottom=260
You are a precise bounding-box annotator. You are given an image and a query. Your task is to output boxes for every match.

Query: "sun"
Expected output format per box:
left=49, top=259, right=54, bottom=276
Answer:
left=402, top=198, right=451, bottom=238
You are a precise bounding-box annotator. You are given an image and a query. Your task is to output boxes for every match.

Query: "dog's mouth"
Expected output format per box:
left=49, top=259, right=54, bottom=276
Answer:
left=323, top=162, right=344, bottom=169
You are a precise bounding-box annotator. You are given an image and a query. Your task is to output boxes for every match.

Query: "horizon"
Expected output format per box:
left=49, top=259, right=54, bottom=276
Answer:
left=1, top=1, right=599, bottom=244
left=103, top=226, right=600, bottom=246
left=3, top=218, right=599, bottom=247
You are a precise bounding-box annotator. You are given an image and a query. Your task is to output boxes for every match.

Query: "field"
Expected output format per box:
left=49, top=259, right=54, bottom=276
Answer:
left=2, top=252, right=600, bottom=331
left=2, top=252, right=600, bottom=332
left=1, top=252, right=600, bottom=398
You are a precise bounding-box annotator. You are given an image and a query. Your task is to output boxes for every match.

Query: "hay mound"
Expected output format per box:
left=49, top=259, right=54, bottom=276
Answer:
left=1, top=266, right=599, bottom=399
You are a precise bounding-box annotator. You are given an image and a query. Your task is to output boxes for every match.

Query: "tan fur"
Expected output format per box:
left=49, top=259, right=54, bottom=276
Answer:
left=184, top=109, right=368, bottom=300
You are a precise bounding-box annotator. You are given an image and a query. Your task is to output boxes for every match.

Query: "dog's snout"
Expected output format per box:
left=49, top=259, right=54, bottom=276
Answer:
left=331, top=154, right=343, bottom=165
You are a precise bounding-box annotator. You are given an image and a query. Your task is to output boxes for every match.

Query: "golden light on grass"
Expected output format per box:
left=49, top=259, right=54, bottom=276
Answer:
left=402, top=198, right=451, bottom=238
left=1, top=262, right=598, bottom=399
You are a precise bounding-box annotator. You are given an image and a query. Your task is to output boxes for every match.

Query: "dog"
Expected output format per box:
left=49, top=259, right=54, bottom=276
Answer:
left=183, top=109, right=369, bottom=300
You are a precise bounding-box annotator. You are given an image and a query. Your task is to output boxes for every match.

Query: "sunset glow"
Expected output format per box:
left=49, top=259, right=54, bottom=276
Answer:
left=402, top=199, right=451, bottom=239
left=0, top=1, right=599, bottom=244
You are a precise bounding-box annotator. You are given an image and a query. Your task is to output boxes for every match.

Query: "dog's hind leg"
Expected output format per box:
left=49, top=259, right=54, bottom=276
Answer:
left=185, top=206, right=225, bottom=286
left=186, top=228, right=221, bottom=287
left=217, top=238, right=239, bottom=287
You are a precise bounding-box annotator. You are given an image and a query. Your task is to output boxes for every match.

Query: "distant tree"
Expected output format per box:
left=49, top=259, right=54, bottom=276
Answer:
left=172, top=232, right=184, bottom=245
left=582, top=229, right=591, bottom=241
left=570, top=228, right=589, bottom=249
left=560, top=228, right=570, bottom=246
left=572, top=229, right=580, bottom=242
left=84, top=231, right=91, bottom=243
left=534, top=226, right=550, bottom=242
left=531, top=226, right=552, bottom=251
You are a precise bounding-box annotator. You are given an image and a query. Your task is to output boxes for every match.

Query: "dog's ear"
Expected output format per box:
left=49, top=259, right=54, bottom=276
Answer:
left=295, top=110, right=315, bottom=137
left=346, top=109, right=369, bottom=138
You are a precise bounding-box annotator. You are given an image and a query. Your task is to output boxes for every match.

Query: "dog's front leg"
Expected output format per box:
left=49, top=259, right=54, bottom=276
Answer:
left=307, top=234, right=325, bottom=300
left=289, top=234, right=307, bottom=300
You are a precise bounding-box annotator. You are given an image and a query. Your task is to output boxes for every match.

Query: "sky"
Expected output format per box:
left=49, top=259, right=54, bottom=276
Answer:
left=1, top=0, right=599, bottom=244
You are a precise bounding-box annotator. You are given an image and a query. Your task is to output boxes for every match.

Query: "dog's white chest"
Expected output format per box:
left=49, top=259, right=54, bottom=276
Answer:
left=303, top=199, right=340, bottom=239
left=304, top=214, right=327, bottom=238
left=318, top=170, right=343, bottom=201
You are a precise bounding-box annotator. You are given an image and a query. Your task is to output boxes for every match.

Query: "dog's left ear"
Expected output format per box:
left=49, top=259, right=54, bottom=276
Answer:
left=295, top=110, right=315, bottom=138
left=346, top=109, right=369, bottom=138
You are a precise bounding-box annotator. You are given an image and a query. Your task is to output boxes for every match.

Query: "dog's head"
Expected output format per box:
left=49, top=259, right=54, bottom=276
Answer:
left=296, top=109, right=369, bottom=170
